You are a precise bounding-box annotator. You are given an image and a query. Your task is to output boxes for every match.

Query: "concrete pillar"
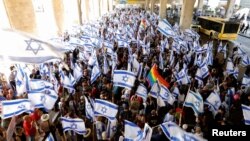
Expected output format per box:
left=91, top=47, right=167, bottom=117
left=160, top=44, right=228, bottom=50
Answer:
left=145, top=0, right=149, bottom=10
left=82, top=0, right=90, bottom=22
left=0, top=0, right=11, bottom=28
left=225, top=0, right=236, bottom=19
left=179, top=0, right=195, bottom=30
left=3, top=0, right=37, bottom=34
left=108, top=0, right=114, bottom=12
left=150, top=0, right=155, bottom=13
left=197, top=0, right=204, bottom=11
left=159, top=0, right=167, bottom=19
left=100, top=0, right=109, bottom=16
left=52, top=0, right=64, bottom=35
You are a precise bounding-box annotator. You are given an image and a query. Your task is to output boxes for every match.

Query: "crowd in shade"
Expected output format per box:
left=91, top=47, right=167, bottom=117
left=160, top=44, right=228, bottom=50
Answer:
left=0, top=6, right=250, bottom=141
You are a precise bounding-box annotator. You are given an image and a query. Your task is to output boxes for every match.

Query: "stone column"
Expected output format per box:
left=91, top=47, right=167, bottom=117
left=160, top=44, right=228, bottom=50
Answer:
left=159, top=0, right=167, bottom=19
left=108, top=0, right=114, bottom=12
left=179, top=0, right=195, bottom=30
left=100, top=0, right=108, bottom=16
left=52, top=0, right=64, bottom=35
left=3, top=0, right=37, bottom=34
left=197, top=0, right=204, bottom=11
left=150, top=0, right=155, bottom=13
left=0, top=0, right=11, bottom=28
left=145, top=0, right=149, bottom=10
left=225, top=0, right=236, bottom=19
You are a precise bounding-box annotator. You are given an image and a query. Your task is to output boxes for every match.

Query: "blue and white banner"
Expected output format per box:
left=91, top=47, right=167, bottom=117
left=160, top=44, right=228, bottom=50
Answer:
left=73, top=63, right=83, bottom=82
left=184, top=91, right=204, bottom=116
left=62, top=73, right=76, bottom=93
left=148, top=81, right=160, bottom=98
left=84, top=96, right=95, bottom=121
left=242, top=55, right=250, bottom=66
left=157, top=20, right=176, bottom=37
left=242, top=104, right=250, bottom=125
left=205, top=91, right=221, bottom=116
left=226, top=59, right=234, bottom=75
left=142, top=123, right=153, bottom=141
left=1, top=99, right=33, bottom=119
left=242, top=75, right=250, bottom=87
left=106, top=118, right=117, bottom=139
left=61, top=117, right=87, bottom=135
left=159, top=84, right=175, bottom=105
left=113, top=70, right=136, bottom=90
left=124, top=120, right=143, bottom=141
left=94, top=99, right=118, bottom=120
left=172, top=86, right=180, bottom=98
left=15, top=65, right=29, bottom=96
left=135, top=84, right=148, bottom=101
left=91, top=64, right=101, bottom=84
left=160, top=122, right=207, bottom=141
left=0, top=29, right=68, bottom=64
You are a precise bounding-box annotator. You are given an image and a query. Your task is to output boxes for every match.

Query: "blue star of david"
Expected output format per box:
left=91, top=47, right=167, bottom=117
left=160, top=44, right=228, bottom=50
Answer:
left=164, top=92, right=169, bottom=97
left=16, top=79, right=22, bottom=86
left=214, top=101, right=220, bottom=107
left=71, top=123, right=77, bottom=129
left=122, top=75, right=129, bottom=82
left=87, top=104, right=91, bottom=109
left=195, top=101, right=200, bottom=107
left=101, top=106, right=107, bottom=114
left=44, top=90, right=50, bottom=95
left=40, top=95, right=46, bottom=103
left=137, top=130, right=143, bottom=137
left=25, top=39, right=43, bottom=55
left=18, top=104, right=25, bottom=109
left=111, top=126, right=117, bottom=132
left=143, top=89, right=147, bottom=94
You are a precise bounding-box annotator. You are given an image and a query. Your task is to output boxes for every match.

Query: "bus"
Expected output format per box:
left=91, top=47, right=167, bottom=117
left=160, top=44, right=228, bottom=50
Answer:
left=197, top=16, right=241, bottom=40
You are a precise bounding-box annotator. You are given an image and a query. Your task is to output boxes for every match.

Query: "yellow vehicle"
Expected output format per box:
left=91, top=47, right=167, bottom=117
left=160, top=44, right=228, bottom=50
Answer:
left=197, top=16, right=241, bottom=40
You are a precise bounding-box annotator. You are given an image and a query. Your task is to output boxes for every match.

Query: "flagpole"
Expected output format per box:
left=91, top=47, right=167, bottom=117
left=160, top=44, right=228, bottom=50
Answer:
left=179, top=85, right=191, bottom=126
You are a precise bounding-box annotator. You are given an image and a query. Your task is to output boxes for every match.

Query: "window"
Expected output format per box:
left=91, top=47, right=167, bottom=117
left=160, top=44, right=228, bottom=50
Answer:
left=223, top=23, right=240, bottom=33
left=198, top=18, right=222, bottom=32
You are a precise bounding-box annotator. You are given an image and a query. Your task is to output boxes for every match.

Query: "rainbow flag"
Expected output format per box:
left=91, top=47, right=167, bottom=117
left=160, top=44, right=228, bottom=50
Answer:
left=147, top=64, right=170, bottom=88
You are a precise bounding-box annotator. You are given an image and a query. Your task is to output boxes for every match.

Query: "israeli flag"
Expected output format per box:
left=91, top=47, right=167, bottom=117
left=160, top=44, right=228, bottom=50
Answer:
left=84, top=96, right=95, bottom=121
left=142, top=123, right=153, bottom=141
left=106, top=118, right=117, bottom=139
left=94, top=99, right=118, bottom=120
left=184, top=91, right=204, bottom=116
left=45, top=133, right=54, bottom=141
left=159, top=84, right=175, bottom=105
left=124, top=120, right=143, bottom=141
left=15, top=65, right=29, bottom=96
left=40, top=63, right=50, bottom=77
left=217, top=41, right=223, bottom=52
left=62, top=73, right=76, bottom=93
left=206, top=51, right=213, bottom=66
left=88, top=49, right=97, bottom=66
left=242, top=55, right=250, bottom=66
left=242, top=75, right=250, bottom=87
left=135, top=84, right=148, bottom=101
left=73, top=63, right=83, bottom=82
left=175, top=68, right=190, bottom=85
left=91, top=64, right=101, bottom=84
left=132, top=57, right=142, bottom=77
left=205, top=91, right=221, bottom=116
left=227, top=87, right=235, bottom=96
left=226, top=59, right=234, bottom=75
left=157, top=20, right=176, bottom=37
left=61, top=117, right=87, bottom=135
left=242, top=104, right=250, bottom=125
left=160, top=122, right=207, bottom=141
left=238, top=46, right=246, bottom=56
left=148, top=81, right=160, bottom=98
left=113, top=70, right=136, bottom=90
left=172, top=86, right=180, bottom=98
left=159, top=52, right=164, bottom=70
left=28, top=79, right=46, bottom=91
left=233, top=66, right=239, bottom=79
left=1, top=99, right=33, bottom=119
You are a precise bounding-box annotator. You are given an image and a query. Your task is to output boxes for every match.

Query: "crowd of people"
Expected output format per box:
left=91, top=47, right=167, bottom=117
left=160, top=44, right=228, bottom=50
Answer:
left=0, top=6, right=250, bottom=141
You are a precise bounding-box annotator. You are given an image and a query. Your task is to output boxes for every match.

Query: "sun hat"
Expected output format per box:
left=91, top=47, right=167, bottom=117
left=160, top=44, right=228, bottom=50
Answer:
left=41, top=114, right=50, bottom=122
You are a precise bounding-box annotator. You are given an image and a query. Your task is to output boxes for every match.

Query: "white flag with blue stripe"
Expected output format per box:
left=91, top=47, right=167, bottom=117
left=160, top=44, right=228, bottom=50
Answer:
left=84, top=96, right=95, bottom=121
left=135, top=84, right=148, bottom=101
left=242, top=104, right=250, bottom=125
left=15, top=65, right=29, bottom=96
left=113, top=70, right=136, bottom=90
left=184, top=91, right=204, bottom=116
left=226, top=59, right=234, bottom=75
left=1, top=99, right=33, bottom=119
left=61, top=117, right=87, bottom=135
left=73, top=63, right=83, bottom=82
left=242, top=55, right=250, bottom=66
left=242, top=75, right=250, bottom=87
left=45, top=133, right=54, bottom=141
left=106, top=118, right=117, bottom=139
left=159, top=84, right=175, bottom=105
left=124, top=120, right=143, bottom=141
left=205, top=91, right=221, bottom=116
left=172, top=86, right=180, bottom=99
left=157, top=19, right=176, bottom=37
left=62, top=73, right=76, bottom=93
left=160, top=122, right=207, bottom=141
left=142, top=123, right=153, bottom=141
left=148, top=81, right=160, bottom=98
left=91, top=63, right=101, bottom=84
left=94, top=99, right=118, bottom=120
